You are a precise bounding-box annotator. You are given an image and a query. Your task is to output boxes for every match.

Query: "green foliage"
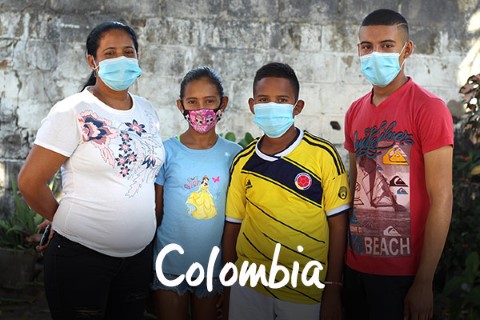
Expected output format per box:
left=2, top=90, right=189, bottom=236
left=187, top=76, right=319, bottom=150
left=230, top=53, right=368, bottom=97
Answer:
left=0, top=180, right=44, bottom=250
left=436, top=74, right=480, bottom=318
left=459, top=74, right=480, bottom=145
left=439, top=148, right=480, bottom=279
left=442, top=252, right=480, bottom=319
left=221, top=131, right=255, bottom=148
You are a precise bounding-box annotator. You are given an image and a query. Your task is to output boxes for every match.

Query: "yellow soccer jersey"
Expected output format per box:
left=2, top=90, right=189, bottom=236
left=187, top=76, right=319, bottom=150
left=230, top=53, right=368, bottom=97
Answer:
left=226, top=129, right=351, bottom=304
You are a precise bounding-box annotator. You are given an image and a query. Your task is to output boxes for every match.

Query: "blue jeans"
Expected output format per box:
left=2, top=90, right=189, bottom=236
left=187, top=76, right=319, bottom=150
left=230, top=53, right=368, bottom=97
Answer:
left=44, top=233, right=152, bottom=320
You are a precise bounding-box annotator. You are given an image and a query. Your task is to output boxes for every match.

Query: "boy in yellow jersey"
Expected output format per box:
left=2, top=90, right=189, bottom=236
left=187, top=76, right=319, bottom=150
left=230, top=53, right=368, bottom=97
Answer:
left=222, top=62, right=351, bottom=320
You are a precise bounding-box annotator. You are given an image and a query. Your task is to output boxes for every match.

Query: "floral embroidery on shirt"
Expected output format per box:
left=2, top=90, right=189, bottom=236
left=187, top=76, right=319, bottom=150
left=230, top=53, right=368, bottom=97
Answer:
left=119, top=141, right=132, bottom=153
left=142, top=154, right=157, bottom=169
left=119, top=166, right=130, bottom=177
left=78, top=110, right=164, bottom=197
left=116, top=130, right=139, bottom=177
left=78, top=111, right=118, bottom=166
left=80, top=113, right=117, bottom=144
left=126, top=119, right=146, bottom=136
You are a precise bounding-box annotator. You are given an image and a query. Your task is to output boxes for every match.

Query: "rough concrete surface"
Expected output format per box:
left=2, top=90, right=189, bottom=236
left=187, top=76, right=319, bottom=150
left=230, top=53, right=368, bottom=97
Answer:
left=0, top=0, right=478, bottom=212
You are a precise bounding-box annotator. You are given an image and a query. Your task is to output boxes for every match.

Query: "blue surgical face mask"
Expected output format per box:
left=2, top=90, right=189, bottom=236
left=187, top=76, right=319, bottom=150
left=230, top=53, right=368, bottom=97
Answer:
left=360, top=43, right=406, bottom=87
left=95, top=56, right=142, bottom=91
left=253, top=102, right=295, bottom=138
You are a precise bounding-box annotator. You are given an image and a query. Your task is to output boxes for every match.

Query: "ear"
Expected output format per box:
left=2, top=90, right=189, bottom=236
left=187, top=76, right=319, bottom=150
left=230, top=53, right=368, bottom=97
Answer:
left=404, top=40, right=414, bottom=59
left=220, top=96, right=229, bottom=112
left=293, top=100, right=304, bottom=117
left=248, top=98, right=255, bottom=114
left=176, top=99, right=184, bottom=113
left=86, top=54, right=97, bottom=70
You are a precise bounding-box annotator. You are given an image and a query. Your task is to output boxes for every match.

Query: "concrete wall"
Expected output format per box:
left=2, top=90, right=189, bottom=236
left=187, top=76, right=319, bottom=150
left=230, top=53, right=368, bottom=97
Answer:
left=0, top=0, right=478, bottom=213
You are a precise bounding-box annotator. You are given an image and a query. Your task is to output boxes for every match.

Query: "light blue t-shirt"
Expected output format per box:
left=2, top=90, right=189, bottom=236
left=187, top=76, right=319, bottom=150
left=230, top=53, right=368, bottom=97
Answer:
left=154, top=136, right=242, bottom=276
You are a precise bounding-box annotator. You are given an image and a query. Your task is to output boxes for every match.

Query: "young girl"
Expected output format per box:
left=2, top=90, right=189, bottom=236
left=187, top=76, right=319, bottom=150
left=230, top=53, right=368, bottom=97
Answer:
left=152, top=67, right=242, bottom=320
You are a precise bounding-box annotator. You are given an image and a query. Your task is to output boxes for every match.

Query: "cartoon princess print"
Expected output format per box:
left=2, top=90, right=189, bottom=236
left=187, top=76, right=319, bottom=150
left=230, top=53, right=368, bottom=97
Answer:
left=185, top=176, right=217, bottom=220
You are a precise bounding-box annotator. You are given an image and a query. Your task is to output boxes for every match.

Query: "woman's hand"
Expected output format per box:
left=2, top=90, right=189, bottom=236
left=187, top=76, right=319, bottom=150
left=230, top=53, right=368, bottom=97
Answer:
left=36, top=220, right=54, bottom=253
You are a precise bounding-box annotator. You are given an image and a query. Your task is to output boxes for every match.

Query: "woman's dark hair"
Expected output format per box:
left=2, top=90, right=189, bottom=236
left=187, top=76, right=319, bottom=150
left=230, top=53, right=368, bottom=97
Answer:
left=81, top=21, right=139, bottom=91
left=179, top=66, right=224, bottom=100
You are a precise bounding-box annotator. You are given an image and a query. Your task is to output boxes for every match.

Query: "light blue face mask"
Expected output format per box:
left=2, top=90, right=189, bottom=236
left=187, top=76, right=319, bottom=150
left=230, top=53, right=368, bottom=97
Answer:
left=253, top=102, right=295, bottom=138
left=96, top=56, right=142, bottom=91
left=360, top=43, right=406, bottom=87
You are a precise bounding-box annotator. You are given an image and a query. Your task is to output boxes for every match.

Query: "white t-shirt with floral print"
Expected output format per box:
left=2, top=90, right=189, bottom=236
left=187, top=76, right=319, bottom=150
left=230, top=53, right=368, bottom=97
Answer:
left=35, top=88, right=165, bottom=257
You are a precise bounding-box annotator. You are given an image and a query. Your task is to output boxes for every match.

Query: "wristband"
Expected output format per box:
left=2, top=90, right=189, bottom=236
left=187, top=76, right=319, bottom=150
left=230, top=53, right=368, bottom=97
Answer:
left=324, top=281, right=343, bottom=286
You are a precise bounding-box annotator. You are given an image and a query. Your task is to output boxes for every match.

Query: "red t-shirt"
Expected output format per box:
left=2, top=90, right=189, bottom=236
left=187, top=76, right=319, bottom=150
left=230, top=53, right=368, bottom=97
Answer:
left=344, top=78, right=453, bottom=276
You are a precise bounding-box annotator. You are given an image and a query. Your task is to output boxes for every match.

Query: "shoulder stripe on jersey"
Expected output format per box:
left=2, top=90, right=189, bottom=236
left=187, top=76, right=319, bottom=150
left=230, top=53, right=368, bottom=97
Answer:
left=229, top=140, right=257, bottom=175
left=246, top=198, right=324, bottom=243
left=303, top=132, right=345, bottom=175
left=227, top=142, right=257, bottom=189
left=304, top=131, right=345, bottom=172
left=303, top=132, right=345, bottom=171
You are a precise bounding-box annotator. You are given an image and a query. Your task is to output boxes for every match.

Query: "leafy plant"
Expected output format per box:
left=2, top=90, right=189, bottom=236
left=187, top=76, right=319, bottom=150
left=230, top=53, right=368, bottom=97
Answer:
left=221, top=131, right=255, bottom=148
left=442, top=252, right=480, bottom=319
left=459, top=74, right=480, bottom=146
left=435, top=74, right=480, bottom=318
left=0, top=180, right=44, bottom=250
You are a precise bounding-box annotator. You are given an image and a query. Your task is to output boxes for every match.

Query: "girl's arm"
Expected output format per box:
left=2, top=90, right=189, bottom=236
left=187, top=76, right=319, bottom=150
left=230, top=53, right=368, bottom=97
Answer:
left=155, top=184, right=164, bottom=227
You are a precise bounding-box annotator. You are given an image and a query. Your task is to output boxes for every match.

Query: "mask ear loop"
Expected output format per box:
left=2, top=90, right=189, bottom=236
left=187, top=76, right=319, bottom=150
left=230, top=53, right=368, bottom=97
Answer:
left=292, top=101, right=299, bottom=117
left=179, top=100, right=191, bottom=121
left=87, top=54, right=99, bottom=71
left=214, top=98, right=225, bottom=122
left=399, top=42, right=409, bottom=69
left=87, top=54, right=99, bottom=80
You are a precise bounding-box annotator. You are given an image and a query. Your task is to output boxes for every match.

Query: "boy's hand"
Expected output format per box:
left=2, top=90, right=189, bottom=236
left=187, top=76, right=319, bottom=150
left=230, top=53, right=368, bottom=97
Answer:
left=320, top=285, right=342, bottom=320
left=216, top=293, right=224, bottom=319
left=403, top=280, right=433, bottom=320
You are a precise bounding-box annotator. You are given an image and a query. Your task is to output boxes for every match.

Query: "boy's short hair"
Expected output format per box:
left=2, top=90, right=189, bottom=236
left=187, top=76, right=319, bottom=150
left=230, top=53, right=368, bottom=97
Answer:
left=253, top=62, right=300, bottom=100
left=361, top=9, right=409, bottom=38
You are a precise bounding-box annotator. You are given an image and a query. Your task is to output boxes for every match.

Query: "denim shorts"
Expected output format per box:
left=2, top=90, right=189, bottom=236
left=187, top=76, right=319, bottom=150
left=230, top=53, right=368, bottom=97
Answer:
left=151, top=272, right=223, bottom=298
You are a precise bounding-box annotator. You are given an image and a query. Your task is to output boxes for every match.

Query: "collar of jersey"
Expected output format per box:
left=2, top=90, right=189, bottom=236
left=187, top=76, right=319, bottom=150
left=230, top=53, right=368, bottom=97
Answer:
left=255, top=128, right=304, bottom=162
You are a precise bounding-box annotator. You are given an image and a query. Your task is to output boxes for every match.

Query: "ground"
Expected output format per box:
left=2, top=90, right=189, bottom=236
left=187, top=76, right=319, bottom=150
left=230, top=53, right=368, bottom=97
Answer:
left=0, top=260, right=50, bottom=320
left=0, top=283, right=50, bottom=320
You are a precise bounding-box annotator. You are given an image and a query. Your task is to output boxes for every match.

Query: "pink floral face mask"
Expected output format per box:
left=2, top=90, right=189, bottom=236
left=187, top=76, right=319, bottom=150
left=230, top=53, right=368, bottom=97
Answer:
left=183, top=107, right=223, bottom=134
